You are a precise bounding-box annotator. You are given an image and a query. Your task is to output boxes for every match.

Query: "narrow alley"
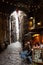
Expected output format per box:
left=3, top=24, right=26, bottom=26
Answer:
left=0, top=1, right=43, bottom=65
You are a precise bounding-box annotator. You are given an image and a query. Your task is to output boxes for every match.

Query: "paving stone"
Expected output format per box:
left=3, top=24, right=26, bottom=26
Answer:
left=0, top=41, right=32, bottom=65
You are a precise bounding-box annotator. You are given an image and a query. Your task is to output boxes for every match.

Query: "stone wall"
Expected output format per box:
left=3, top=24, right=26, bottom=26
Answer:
left=0, top=14, right=10, bottom=49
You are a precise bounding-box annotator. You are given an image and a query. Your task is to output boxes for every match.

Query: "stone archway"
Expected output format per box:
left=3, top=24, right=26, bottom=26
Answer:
left=9, top=9, right=27, bottom=43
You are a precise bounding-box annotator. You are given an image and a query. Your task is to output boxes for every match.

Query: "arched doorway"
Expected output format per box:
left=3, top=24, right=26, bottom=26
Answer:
left=9, top=9, right=27, bottom=43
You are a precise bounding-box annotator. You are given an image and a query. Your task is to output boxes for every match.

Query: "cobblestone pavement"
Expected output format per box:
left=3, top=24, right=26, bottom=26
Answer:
left=0, top=41, right=32, bottom=65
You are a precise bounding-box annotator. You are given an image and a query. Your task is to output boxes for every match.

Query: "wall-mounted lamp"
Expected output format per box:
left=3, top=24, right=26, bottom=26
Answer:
left=37, top=22, right=41, bottom=26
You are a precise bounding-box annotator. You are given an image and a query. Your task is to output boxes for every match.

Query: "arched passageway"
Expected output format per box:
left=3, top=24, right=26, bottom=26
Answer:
left=9, top=9, right=27, bottom=43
